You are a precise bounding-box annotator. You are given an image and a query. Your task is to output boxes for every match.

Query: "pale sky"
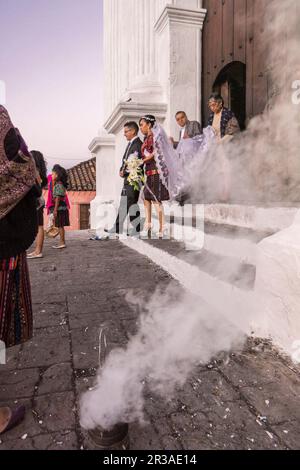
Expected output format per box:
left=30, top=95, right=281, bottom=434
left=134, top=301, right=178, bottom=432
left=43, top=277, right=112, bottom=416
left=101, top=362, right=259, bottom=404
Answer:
left=0, top=0, right=103, bottom=169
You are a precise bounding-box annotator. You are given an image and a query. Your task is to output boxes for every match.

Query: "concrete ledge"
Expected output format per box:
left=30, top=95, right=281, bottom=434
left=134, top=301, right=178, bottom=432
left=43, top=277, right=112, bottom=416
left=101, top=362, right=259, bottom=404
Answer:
left=204, top=204, right=299, bottom=233
left=89, top=135, right=115, bottom=154
left=155, top=5, right=207, bottom=33
left=104, top=102, right=168, bottom=134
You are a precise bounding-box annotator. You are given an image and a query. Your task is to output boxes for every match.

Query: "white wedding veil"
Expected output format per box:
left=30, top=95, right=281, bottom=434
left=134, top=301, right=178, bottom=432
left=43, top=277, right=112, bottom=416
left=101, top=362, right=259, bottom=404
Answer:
left=152, top=123, right=216, bottom=200
left=152, top=123, right=183, bottom=199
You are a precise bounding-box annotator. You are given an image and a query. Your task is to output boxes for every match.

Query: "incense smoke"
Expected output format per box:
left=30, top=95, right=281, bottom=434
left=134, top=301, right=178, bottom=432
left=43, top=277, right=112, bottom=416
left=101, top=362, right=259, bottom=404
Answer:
left=80, top=286, right=245, bottom=430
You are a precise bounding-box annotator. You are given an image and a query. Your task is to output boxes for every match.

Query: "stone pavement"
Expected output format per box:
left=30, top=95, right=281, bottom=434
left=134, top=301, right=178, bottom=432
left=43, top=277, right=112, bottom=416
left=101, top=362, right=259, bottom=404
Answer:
left=0, top=232, right=300, bottom=450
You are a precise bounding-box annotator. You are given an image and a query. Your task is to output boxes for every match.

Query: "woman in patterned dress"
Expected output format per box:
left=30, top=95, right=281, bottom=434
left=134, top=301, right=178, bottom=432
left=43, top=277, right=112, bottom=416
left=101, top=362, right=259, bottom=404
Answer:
left=139, top=115, right=170, bottom=237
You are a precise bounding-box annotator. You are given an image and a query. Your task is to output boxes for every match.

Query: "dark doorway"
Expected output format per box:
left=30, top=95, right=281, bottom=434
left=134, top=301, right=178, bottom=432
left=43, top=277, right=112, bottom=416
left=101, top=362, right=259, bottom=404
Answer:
left=212, top=62, right=246, bottom=130
left=80, top=204, right=90, bottom=230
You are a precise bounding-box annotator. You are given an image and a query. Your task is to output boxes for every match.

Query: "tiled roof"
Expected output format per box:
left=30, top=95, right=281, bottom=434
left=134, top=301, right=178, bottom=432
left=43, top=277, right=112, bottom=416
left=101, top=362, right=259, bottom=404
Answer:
left=67, top=158, right=96, bottom=192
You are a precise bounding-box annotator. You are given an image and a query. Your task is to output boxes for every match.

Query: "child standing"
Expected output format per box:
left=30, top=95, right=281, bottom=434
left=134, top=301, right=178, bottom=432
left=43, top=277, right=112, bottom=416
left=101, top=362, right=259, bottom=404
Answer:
left=51, top=165, right=70, bottom=249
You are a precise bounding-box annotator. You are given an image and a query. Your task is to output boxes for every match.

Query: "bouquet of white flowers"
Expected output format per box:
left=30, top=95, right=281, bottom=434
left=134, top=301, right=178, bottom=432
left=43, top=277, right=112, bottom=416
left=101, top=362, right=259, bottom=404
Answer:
left=125, top=151, right=145, bottom=191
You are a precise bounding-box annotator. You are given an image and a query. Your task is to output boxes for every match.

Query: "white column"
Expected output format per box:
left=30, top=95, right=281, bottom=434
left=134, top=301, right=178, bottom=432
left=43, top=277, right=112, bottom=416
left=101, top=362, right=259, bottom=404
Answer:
left=104, top=0, right=166, bottom=115
left=133, top=0, right=139, bottom=81
left=115, top=0, right=166, bottom=104
left=154, top=3, right=206, bottom=136
left=103, top=0, right=110, bottom=117
left=89, top=133, right=116, bottom=232
left=112, top=0, right=118, bottom=109
left=103, top=0, right=205, bottom=120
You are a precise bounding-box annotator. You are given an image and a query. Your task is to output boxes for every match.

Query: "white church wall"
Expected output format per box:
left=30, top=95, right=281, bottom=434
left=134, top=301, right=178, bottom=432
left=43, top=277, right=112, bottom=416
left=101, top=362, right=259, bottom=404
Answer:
left=254, top=211, right=300, bottom=357
left=154, top=2, right=206, bottom=136
left=102, top=0, right=206, bottom=132
left=91, top=0, right=206, bottom=230
left=89, top=133, right=116, bottom=230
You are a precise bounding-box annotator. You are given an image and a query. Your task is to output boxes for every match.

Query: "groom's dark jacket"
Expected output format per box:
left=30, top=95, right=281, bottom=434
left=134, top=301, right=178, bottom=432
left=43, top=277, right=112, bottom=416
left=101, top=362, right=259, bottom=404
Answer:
left=120, top=137, right=143, bottom=184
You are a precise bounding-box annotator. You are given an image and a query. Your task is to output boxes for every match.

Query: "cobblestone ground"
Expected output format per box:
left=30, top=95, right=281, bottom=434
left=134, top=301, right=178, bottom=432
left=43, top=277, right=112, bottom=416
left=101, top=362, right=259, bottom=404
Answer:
left=1, top=233, right=300, bottom=450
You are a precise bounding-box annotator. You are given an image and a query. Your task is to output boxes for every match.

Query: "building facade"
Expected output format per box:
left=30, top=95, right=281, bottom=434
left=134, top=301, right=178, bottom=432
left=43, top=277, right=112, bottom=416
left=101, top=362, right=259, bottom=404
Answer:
left=67, top=158, right=96, bottom=230
left=90, top=0, right=206, bottom=226
left=89, top=0, right=300, bottom=356
left=44, top=158, right=96, bottom=231
left=90, top=0, right=284, bottom=223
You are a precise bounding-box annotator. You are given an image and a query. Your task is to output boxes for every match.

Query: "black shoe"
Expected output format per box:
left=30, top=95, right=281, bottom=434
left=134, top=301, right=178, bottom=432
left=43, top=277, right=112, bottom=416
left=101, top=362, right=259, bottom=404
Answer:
left=127, top=229, right=140, bottom=238
left=104, top=227, right=120, bottom=235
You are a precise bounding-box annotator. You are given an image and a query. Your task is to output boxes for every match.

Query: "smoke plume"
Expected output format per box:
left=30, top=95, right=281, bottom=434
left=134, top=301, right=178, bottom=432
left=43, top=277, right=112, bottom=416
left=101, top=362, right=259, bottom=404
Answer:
left=80, top=285, right=245, bottom=430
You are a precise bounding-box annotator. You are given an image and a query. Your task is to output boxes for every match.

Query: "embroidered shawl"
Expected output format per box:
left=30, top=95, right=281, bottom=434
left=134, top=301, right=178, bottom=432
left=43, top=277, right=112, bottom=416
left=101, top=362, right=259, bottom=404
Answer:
left=0, top=105, right=36, bottom=220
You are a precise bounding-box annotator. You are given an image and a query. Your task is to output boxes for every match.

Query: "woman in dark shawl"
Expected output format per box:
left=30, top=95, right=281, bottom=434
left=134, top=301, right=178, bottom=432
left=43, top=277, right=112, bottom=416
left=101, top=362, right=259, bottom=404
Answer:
left=0, top=105, right=40, bottom=434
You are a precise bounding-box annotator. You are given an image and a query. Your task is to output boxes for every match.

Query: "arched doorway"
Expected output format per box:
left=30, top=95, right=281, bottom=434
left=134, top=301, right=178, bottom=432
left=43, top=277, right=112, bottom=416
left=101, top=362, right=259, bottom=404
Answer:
left=212, top=62, right=246, bottom=130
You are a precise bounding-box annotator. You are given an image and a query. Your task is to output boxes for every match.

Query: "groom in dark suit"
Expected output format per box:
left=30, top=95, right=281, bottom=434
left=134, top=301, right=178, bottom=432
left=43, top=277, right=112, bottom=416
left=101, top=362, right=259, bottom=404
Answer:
left=105, top=121, right=142, bottom=235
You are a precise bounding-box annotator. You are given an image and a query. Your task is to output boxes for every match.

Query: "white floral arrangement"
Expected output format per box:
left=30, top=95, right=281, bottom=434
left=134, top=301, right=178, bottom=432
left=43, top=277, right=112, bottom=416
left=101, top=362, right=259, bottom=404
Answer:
left=125, top=151, right=145, bottom=191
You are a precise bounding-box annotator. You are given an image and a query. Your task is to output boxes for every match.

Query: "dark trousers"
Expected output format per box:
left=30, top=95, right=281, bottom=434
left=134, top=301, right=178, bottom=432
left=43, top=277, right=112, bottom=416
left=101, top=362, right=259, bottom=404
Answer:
left=115, top=183, right=141, bottom=234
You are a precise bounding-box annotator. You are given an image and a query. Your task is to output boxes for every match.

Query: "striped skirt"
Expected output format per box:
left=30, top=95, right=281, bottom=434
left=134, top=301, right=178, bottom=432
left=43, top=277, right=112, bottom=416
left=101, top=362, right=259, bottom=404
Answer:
left=0, top=252, right=33, bottom=347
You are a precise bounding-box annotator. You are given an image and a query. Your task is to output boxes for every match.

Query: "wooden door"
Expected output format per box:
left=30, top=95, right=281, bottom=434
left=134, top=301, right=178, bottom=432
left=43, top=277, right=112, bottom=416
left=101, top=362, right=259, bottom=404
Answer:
left=202, top=0, right=268, bottom=127
left=80, top=204, right=90, bottom=230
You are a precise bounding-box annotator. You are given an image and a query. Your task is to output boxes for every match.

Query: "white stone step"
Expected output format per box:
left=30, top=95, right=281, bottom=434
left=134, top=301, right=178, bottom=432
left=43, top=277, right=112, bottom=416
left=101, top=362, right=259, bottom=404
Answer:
left=116, top=203, right=300, bottom=358
left=146, top=203, right=289, bottom=264
left=121, top=237, right=255, bottom=336
left=203, top=204, right=298, bottom=233
left=145, top=216, right=260, bottom=265
left=173, top=222, right=258, bottom=265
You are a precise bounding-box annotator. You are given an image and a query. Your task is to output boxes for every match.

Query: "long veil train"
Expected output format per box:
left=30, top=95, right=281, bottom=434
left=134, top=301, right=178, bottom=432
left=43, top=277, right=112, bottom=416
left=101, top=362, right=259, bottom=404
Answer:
left=151, top=124, right=216, bottom=200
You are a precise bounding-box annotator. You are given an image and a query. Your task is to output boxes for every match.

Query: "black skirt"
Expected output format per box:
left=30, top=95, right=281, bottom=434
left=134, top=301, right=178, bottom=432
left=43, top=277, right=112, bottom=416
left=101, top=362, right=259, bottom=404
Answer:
left=0, top=190, right=38, bottom=260
left=54, top=210, right=70, bottom=228
left=37, top=207, right=44, bottom=227
left=144, top=174, right=170, bottom=202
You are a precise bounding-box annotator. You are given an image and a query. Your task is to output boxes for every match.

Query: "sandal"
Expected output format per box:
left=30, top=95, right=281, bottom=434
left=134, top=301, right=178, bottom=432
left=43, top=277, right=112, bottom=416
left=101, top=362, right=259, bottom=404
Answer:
left=140, top=224, right=152, bottom=238
left=0, top=405, right=26, bottom=435
left=157, top=227, right=169, bottom=239
left=27, top=253, right=43, bottom=259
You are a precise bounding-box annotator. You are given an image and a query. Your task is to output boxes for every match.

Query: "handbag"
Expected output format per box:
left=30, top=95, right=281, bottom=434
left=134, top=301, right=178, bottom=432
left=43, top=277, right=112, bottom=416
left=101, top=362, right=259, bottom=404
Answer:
left=45, top=214, right=59, bottom=238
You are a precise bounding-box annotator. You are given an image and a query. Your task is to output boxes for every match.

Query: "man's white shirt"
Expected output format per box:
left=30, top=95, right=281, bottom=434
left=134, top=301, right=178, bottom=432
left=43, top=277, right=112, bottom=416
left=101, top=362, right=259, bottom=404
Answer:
left=180, top=126, right=186, bottom=140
